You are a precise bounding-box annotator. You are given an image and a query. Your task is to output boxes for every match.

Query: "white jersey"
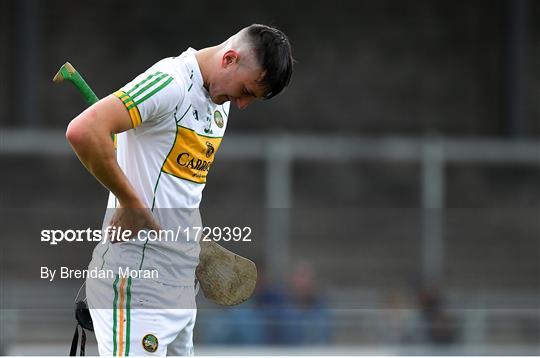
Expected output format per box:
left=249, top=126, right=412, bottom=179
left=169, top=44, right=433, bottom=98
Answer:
left=89, top=48, right=230, bottom=285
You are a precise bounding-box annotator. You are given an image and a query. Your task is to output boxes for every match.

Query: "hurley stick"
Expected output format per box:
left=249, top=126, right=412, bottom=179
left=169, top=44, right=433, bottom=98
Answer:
left=53, top=62, right=99, bottom=105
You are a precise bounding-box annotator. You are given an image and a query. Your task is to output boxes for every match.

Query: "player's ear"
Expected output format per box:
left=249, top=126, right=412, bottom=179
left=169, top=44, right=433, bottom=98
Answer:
left=221, top=50, right=239, bottom=68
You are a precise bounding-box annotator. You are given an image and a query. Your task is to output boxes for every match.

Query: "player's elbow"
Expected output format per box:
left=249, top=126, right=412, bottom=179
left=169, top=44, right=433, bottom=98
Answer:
left=66, top=118, right=85, bottom=148
left=66, top=107, right=99, bottom=146
left=66, top=114, right=97, bottom=152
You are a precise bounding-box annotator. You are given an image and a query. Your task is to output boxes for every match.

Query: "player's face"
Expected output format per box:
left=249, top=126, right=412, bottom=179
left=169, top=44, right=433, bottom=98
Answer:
left=210, top=51, right=267, bottom=109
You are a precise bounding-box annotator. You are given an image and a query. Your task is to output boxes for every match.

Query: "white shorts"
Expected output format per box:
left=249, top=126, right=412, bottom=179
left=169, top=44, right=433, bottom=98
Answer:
left=87, top=274, right=197, bottom=356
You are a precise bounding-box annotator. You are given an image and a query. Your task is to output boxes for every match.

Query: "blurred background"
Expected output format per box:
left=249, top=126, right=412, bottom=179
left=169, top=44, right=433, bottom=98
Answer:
left=0, top=0, right=539, bottom=355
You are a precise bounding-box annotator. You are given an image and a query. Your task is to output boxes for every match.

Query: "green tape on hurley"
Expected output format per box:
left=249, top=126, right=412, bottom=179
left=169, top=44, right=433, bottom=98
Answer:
left=53, top=62, right=99, bottom=105
left=53, top=62, right=115, bottom=142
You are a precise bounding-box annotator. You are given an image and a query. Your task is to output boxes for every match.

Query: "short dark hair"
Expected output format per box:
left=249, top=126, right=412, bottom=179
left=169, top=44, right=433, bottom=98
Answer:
left=245, top=24, right=294, bottom=99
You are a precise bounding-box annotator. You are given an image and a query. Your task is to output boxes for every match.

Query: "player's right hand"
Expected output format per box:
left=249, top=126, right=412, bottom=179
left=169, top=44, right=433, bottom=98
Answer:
left=108, top=206, right=161, bottom=243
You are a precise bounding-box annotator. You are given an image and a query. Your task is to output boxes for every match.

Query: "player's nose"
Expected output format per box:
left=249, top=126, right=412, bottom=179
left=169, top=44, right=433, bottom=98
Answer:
left=236, top=97, right=255, bottom=110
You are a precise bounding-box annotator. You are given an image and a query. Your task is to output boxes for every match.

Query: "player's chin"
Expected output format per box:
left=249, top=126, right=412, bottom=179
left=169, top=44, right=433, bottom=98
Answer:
left=211, top=95, right=229, bottom=105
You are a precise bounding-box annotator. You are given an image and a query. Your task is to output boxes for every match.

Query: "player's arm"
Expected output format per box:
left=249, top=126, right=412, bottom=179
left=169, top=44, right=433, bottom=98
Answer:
left=66, top=95, right=141, bottom=206
left=66, top=95, right=159, bottom=232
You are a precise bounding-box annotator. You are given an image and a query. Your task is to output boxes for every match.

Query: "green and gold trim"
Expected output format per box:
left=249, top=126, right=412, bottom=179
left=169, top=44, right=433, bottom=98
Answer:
left=112, top=275, right=132, bottom=356
left=114, top=71, right=174, bottom=128
left=114, top=91, right=143, bottom=128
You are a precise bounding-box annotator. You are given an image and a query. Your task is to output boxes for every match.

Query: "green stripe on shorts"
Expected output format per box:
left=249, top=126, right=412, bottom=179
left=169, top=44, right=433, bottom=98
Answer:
left=125, top=277, right=132, bottom=356
left=112, top=275, right=119, bottom=356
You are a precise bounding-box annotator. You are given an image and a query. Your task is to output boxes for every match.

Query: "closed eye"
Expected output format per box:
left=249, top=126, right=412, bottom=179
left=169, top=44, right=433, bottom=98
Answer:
left=243, top=88, right=255, bottom=97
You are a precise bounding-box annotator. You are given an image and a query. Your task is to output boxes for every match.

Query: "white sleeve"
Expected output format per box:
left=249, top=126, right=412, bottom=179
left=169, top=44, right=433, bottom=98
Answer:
left=113, top=70, right=184, bottom=128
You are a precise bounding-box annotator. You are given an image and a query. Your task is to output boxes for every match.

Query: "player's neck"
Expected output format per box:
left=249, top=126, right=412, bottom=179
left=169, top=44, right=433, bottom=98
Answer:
left=195, top=46, right=219, bottom=92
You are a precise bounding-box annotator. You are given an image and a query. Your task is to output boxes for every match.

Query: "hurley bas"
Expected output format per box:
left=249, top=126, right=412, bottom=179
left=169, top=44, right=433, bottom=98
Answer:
left=40, top=266, right=159, bottom=282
